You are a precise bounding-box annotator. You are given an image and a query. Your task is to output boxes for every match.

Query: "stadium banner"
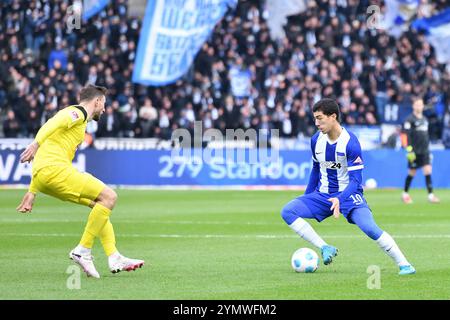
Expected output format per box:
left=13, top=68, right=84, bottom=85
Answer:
left=381, top=102, right=412, bottom=125
left=82, top=0, right=110, bottom=21
left=132, top=0, right=237, bottom=86
left=411, top=8, right=450, bottom=65
left=2, top=149, right=450, bottom=188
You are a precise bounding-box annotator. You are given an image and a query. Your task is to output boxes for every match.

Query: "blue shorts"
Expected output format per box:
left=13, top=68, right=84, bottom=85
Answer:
left=296, top=191, right=371, bottom=224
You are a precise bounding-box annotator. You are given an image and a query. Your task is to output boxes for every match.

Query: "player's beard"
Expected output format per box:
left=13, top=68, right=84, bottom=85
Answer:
left=92, top=113, right=100, bottom=121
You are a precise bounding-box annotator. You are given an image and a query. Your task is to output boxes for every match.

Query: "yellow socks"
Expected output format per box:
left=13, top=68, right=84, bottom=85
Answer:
left=79, top=203, right=111, bottom=249
left=99, top=219, right=117, bottom=256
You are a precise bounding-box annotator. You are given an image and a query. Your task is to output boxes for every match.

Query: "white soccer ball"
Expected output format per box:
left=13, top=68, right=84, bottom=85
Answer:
left=365, top=178, right=378, bottom=189
left=291, top=248, right=319, bottom=273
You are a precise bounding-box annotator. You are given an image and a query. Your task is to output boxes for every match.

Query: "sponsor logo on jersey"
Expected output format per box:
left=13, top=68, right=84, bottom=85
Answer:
left=416, top=124, right=428, bottom=131
left=320, top=161, right=342, bottom=170
left=71, top=110, right=79, bottom=122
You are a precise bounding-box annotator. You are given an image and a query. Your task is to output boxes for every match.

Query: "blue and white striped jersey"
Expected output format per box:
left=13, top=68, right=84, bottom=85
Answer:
left=311, top=127, right=364, bottom=194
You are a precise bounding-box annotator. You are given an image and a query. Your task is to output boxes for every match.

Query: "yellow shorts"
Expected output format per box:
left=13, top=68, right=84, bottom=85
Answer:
left=33, top=166, right=105, bottom=206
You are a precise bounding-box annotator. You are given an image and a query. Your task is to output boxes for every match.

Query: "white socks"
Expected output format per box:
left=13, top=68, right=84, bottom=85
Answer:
left=289, top=218, right=327, bottom=249
left=289, top=220, right=411, bottom=267
left=376, top=232, right=410, bottom=266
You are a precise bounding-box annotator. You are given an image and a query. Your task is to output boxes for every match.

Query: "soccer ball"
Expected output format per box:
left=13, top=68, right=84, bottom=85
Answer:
left=365, top=178, right=378, bottom=189
left=291, top=248, right=319, bottom=273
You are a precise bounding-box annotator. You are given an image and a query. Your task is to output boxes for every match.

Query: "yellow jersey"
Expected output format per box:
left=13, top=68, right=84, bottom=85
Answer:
left=32, top=105, right=88, bottom=174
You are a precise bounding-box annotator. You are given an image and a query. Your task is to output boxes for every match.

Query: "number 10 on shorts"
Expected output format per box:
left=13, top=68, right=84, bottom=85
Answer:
left=350, top=194, right=364, bottom=205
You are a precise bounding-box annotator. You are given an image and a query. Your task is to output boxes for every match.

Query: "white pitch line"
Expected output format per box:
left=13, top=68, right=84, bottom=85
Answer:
left=1, top=233, right=450, bottom=239
left=1, top=218, right=449, bottom=228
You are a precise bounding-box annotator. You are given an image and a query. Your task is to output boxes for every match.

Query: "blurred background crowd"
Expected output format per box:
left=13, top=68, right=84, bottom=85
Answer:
left=1, top=0, right=449, bottom=147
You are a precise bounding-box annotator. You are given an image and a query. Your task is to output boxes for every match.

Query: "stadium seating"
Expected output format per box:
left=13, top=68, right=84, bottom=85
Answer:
left=0, top=0, right=449, bottom=145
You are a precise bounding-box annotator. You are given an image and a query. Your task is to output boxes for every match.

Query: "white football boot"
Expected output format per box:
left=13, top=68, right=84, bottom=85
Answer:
left=108, top=253, right=145, bottom=274
left=402, top=192, right=413, bottom=204
left=69, top=249, right=100, bottom=279
left=428, top=193, right=440, bottom=203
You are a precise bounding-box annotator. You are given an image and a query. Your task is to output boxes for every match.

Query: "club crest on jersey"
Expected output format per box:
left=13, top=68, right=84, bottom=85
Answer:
left=354, top=156, right=363, bottom=164
left=71, top=110, right=79, bottom=122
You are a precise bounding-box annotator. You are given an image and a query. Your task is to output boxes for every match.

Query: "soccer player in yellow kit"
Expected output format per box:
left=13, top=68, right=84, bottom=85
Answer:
left=16, top=85, right=144, bottom=278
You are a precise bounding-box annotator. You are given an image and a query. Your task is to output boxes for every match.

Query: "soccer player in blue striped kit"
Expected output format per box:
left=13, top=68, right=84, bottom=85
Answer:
left=281, top=99, right=416, bottom=275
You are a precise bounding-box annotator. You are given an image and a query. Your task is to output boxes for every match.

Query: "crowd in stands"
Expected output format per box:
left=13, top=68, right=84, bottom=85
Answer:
left=1, top=0, right=449, bottom=147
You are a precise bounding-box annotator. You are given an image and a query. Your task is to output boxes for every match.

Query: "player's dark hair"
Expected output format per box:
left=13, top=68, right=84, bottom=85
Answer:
left=312, top=98, right=341, bottom=122
left=79, top=85, right=108, bottom=102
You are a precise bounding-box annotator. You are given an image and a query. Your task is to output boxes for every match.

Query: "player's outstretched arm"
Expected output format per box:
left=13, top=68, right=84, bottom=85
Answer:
left=328, top=171, right=362, bottom=219
left=16, top=192, right=36, bottom=213
left=305, top=161, right=320, bottom=194
left=20, top=141, right=39, bottom=163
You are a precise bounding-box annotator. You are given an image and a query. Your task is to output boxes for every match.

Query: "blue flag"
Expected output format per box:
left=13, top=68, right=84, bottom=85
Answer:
left=83, top=0, right=110, bottom=21
left=412, top=8, right=450, bottom=65
left=132, top=0, right=236, bottom=86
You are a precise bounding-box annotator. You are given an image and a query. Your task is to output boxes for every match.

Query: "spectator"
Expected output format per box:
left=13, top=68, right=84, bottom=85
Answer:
left=3, top=110, right=21, bottom=137
left=383, top=126, right=403, bottom=150
left=47, top=41, right=68, bottom=70
left=97, top=106, right=120, bottom=138
left=138, top=98, right=158, bottom=137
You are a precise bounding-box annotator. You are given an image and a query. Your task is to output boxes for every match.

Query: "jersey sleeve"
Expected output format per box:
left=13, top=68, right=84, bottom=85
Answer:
left=305, top=132, right=320, bottom=193
left=66, top=108, right=85, bottom=128
left=35, top=108, right=84, bottom=145
left=402, top=117, right=412, bottom=132
left=305, top=161, right=320, bottom=194
left=402, top=117, right=413, bottom=147
left=346, top=136, right=364, bottom=172
left=310, top=132, right=320, bottom=163
left=28, top=176, right=38, bottom=194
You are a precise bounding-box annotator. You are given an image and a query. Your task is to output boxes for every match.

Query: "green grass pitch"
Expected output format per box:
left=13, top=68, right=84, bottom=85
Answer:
left=0, top=188, right=449, bottom=300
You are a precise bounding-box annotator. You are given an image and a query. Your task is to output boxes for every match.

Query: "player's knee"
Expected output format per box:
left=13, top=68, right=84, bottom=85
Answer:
left=361, top=224, right=383, bottom=240
left=108, top=189, right=118, bottom=207
left=99, top=187, right=117, bottom=209
left=281, top=205, right=296, bottom=225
